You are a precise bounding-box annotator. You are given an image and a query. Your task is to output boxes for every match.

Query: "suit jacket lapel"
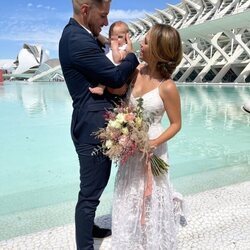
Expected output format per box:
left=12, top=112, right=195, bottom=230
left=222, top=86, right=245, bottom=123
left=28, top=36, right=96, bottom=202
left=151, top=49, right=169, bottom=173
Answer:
left=68, top=17, right=105, bottom=53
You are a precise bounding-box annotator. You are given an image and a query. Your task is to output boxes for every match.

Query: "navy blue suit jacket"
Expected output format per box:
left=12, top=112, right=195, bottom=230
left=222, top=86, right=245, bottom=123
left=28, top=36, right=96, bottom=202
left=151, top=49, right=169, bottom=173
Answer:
left=59, top=18, right=139, bottom=146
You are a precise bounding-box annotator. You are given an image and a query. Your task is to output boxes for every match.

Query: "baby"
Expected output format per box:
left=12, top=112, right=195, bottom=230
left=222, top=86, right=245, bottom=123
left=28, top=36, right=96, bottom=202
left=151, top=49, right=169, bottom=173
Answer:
left=89, top=21, right=129, bottom=95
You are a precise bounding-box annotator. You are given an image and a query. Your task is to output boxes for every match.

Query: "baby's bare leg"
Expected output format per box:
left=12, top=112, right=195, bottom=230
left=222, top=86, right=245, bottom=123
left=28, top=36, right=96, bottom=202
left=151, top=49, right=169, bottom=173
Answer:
left=89, top=84, right=105, bottom=95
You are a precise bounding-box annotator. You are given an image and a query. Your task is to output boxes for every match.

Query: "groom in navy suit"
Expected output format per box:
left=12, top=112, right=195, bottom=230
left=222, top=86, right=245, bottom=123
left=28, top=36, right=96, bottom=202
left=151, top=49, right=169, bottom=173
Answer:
left=59, top=0, right=139, bottom=249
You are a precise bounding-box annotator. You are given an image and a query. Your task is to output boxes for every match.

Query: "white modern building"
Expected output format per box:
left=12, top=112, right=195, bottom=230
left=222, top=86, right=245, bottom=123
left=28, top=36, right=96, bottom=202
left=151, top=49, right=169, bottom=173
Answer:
left=13, top=43, right=50, bottom=75
left=2, top=44, right=64, bottom=82
left=129, top=0, right=250, bottom=83
left=28, top=59, right=64, bottom=82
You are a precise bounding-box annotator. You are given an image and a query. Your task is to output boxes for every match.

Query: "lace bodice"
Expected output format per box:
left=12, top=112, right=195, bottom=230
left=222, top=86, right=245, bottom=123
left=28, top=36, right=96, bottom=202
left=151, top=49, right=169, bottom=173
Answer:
left=130, top=86, right=166, bottom=140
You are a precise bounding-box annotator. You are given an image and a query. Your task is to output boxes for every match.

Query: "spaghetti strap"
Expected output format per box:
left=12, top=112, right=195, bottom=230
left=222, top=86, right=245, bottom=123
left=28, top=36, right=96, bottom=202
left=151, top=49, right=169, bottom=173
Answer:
left=159, top=79, right=165, bottom=85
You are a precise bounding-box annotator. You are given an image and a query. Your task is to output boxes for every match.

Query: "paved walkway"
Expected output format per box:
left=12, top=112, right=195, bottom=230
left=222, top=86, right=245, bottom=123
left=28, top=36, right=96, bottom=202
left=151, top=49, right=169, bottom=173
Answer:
left=0, top=181, right=249, bottom=249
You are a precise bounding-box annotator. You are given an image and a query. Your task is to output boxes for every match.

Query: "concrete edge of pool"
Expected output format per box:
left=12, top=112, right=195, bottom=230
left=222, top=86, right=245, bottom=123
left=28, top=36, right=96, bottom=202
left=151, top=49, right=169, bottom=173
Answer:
left=0, top=181, right=249, bottom=249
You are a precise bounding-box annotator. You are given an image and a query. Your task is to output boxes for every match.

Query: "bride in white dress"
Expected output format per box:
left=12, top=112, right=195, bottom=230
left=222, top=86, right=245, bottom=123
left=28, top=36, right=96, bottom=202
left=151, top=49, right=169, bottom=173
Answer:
left=112, top=24, right=184, bottom=250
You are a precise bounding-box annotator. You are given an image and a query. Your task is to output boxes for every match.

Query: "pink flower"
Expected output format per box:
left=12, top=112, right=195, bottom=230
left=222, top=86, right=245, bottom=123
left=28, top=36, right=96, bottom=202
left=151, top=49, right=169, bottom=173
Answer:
left=118, top=135, right=128, bottom=147
left=124, top=113, right=135, bottom=122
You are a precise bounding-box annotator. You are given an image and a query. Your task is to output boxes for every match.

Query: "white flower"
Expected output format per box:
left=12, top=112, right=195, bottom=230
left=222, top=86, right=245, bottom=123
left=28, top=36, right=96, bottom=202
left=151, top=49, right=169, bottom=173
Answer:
left=108, top=120, right=122, bottom=129
left=105, top=139, right=113, bottom=149
left=135, top=117, right=142, bottom=127
left=116, top=113, right=126, bottom=124
left=121, top=127, right=129, bottom=135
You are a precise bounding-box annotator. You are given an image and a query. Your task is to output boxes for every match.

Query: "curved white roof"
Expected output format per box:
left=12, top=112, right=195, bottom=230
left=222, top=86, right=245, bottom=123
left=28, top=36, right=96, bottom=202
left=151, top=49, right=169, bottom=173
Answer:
left=13, top=44, right=50, bottom=74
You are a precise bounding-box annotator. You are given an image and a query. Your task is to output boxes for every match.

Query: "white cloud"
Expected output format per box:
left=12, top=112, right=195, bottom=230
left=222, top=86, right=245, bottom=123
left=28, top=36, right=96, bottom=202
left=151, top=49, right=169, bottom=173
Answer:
left=0, top=8, right=148, bottom=58
left=99, top=9, right=146, bottom=36
left=109, top=9, right=146, bottom=20
left=0, top=16, right=62, bottom=57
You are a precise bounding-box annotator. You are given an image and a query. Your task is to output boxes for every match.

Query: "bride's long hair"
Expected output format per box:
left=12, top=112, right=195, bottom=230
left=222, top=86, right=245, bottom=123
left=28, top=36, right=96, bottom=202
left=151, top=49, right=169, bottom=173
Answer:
left=148, top=24, right=183, bottom=79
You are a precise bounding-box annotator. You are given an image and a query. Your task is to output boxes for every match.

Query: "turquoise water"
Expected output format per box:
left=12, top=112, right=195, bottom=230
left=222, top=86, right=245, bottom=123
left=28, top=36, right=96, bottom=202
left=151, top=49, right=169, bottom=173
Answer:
left=0, top=82, right=250, bottom=240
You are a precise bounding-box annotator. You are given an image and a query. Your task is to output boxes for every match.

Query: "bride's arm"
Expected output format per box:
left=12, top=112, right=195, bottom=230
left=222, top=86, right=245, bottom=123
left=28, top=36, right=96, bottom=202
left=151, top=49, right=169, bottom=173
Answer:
left=149, top=79, right=181, bottom=148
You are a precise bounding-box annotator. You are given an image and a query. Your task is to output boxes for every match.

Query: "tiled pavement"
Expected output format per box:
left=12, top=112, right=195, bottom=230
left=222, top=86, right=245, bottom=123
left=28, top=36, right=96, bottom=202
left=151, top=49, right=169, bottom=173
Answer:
left=0, top=181, right=249, bottom=249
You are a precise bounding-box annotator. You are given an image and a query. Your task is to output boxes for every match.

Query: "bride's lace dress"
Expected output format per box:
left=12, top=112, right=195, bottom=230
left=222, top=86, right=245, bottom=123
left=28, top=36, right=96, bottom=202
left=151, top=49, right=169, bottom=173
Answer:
left=112, top=86, right=179, bottom=250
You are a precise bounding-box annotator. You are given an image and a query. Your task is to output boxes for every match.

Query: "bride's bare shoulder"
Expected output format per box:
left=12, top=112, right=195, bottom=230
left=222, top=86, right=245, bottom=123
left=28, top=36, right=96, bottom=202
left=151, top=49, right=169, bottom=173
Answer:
left=160, top=79, right=179, bottom=99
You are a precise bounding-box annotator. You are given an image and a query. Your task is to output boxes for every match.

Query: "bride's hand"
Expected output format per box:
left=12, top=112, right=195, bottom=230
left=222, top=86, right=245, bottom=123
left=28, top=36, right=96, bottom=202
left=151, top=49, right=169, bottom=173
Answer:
left=139, top=140, right=157, bottom=156
left=149, top=140, right=157, bottom=150
left=125, top=33, right=133, bottom=53
left=147, top=140, right=157, bottom=157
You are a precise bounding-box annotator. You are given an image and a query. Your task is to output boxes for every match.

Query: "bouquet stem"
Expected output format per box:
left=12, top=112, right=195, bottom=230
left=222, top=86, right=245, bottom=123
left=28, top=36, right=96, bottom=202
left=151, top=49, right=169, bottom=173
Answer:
left=150, top=154, right=169, bottom=176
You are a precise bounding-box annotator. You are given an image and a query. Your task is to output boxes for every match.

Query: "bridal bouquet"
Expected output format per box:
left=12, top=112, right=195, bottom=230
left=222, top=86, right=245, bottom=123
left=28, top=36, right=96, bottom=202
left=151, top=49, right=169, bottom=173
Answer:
left=92, top=98, right=168, bottom=176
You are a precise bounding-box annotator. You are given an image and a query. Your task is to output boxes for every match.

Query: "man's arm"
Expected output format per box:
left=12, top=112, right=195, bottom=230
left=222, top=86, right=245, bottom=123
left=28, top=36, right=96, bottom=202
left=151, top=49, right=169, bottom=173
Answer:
left=70, top=32, right=139, bottom=89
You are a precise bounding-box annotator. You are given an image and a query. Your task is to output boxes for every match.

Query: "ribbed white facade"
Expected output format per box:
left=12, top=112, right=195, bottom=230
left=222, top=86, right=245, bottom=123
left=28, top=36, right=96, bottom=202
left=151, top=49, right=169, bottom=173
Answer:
left=129, top=0, right=250, bottom=83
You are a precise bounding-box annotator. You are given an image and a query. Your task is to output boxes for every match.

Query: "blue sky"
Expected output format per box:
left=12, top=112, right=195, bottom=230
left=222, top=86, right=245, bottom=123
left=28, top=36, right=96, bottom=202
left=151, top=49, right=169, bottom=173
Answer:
left=0, top=0, right=179, bottom=59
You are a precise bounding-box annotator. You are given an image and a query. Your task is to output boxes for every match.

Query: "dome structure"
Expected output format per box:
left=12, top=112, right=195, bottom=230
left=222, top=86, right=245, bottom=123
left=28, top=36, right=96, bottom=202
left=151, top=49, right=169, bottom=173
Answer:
left=13, top=43, right=50, bottom=75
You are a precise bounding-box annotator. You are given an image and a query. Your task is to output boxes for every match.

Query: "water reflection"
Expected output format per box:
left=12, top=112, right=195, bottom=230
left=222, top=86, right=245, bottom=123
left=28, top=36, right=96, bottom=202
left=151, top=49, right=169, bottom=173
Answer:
left=1, top=83, right=249, bottom=125
left=179, top=85, right=250, bottom=129
left=1, top=81, right=72, bottom=116
left=17, top=84, right=48, bottom=115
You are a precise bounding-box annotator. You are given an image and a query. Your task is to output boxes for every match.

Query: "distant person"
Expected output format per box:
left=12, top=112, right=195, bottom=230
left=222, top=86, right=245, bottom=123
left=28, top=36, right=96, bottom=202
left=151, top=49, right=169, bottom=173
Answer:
left=89, top=21, right=130, bottom=95
left=112, top=24, right=185, bottom=249
left=58, top=0, right=139, bottom=249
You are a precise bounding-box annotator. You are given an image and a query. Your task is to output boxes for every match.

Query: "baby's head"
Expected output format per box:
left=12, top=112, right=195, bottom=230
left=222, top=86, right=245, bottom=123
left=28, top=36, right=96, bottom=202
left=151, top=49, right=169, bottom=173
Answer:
left=109, top=21, right=129, bottom=47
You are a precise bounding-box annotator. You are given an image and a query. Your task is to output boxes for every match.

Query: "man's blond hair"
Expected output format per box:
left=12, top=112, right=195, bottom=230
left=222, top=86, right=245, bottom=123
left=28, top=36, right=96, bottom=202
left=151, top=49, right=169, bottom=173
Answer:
left=72, top=0, right=111, bottom=15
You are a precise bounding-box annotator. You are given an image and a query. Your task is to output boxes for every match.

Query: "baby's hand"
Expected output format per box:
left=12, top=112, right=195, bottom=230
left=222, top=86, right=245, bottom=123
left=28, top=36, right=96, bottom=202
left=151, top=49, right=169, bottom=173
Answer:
left=110, top=35, right=119, bottom=50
